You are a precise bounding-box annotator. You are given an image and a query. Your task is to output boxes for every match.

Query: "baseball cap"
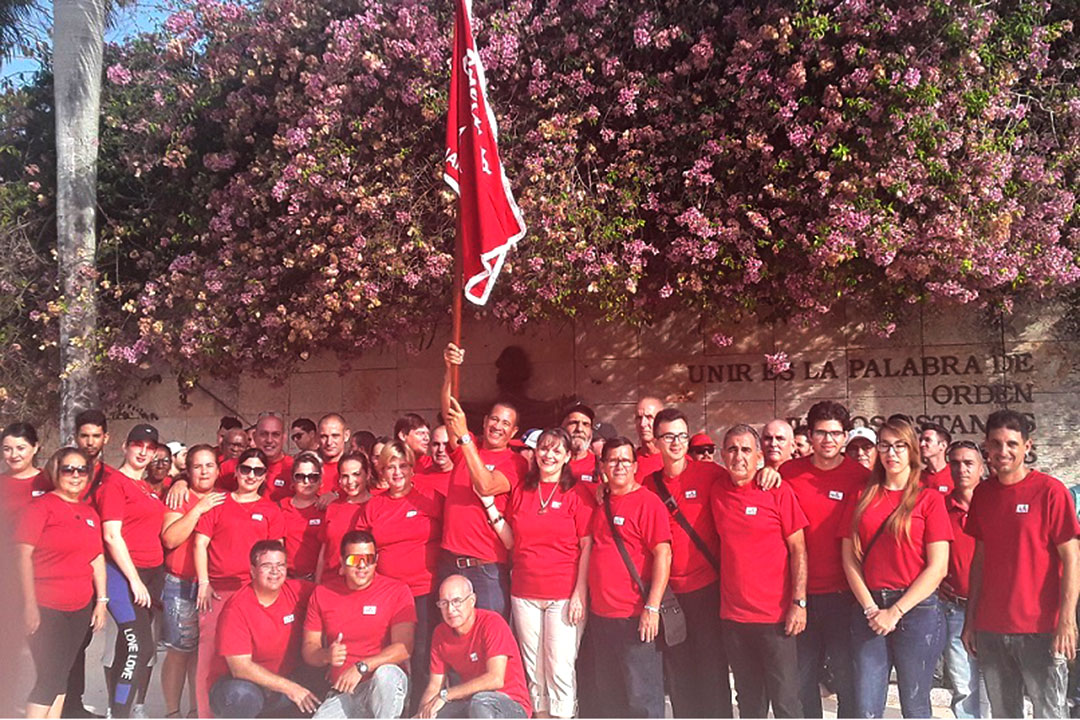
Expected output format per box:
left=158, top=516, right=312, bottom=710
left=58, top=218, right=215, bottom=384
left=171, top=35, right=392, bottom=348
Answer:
left=521, top=429, right=543, bottom=449
left=561, top=403, right=596, bottom=423
left=126, top=423, right=160, bottom=446
left=689, top=432, right=715, bottom=449
left=845, top=427, right=877, bottom=447
left=592, top=422, right=618, bottom=441
left=166, top=441, right=186, bottom=456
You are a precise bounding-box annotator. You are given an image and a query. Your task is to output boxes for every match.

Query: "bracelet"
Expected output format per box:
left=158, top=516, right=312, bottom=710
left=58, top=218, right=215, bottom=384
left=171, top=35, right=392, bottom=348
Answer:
left=895, top=604, right=906, bottom=616
left=96, top=597, right=110, bottom=603
left=643, top=604, right=660, bottom=614
left=488, top=514, right=504, bottom=526
left=863, top=604, right=879, bottom=617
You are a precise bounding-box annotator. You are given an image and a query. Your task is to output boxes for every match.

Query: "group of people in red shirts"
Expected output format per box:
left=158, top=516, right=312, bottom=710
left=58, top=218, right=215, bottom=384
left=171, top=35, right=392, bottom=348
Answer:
left=3, top=340, right=1078, bottom=720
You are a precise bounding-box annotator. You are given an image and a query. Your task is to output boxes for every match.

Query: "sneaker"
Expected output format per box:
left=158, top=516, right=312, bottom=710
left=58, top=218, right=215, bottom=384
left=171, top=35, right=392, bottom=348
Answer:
left=131, top=705, right=147, bottom=719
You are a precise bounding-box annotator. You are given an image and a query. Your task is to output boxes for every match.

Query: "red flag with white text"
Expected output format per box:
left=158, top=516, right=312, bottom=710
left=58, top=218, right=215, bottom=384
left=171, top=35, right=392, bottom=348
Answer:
left=443, top=0, right=526, bottom=306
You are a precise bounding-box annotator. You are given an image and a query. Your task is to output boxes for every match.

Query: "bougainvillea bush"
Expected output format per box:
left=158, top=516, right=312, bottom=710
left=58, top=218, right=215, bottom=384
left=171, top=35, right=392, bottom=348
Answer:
left=1, top=0, right=1077, bottom=419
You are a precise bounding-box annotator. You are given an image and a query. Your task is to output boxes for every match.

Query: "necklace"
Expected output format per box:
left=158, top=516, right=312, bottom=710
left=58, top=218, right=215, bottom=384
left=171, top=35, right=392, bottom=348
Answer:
left=537, top=481, right=560, bottom=515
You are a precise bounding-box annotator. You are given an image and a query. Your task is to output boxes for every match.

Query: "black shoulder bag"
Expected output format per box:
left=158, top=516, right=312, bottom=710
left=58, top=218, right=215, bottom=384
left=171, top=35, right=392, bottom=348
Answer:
left=650, top=470, right=721, bottom=575
left=603, top=491, right=687, bottom=646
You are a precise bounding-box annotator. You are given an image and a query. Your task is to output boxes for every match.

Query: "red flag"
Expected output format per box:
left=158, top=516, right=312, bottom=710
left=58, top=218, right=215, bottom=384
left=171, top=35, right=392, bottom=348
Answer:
left=443, top=0, right=526, bottom=306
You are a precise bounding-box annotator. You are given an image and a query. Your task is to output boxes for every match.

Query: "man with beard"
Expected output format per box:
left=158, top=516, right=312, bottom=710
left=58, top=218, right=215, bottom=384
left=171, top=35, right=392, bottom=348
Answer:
left=562, top=404, right=599, bottom=483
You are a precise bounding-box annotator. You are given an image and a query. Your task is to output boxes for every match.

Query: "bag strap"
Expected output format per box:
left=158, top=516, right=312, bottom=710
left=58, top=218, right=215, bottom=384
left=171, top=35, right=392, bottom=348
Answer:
left=650, top=470, right=721, bottom=574
left=603, top=491, right=649, bottom=600
left=862, top=488, right=924, bottom=560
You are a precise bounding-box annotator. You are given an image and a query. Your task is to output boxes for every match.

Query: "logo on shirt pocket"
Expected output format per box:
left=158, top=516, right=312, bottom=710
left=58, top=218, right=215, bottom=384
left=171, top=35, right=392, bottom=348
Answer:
left=828, top=491, right=844, bottom=501
left=274, top=479, right=286, bottom=487
left=613, top=516, right=625, bottom=526
left=551, top=500, right=562, bottom=509
left=684, top=490, right=697, bottom=499
left=1016, top=504, right=1030, bottom=514
left=469, top=652, right=479, bottom=662
left=745, top=507, right=758, bottom=516
left=581, top=474, right=593, bottom=482
left=308, top=518, right=321, bottom=526
left=938, top=486, right=949, bottom=494
left=251, top=513, right=264, bottom=522
left=86, top=518, right=95, bottom=527
left=363, top=606, right=377, bottom=615
left=31, top=490, right=45, bottom=497
left=484, top=464, right=495, bottom=471
left=283, top=614, right=294, bottom=624
left=406, top=510, right=418, bottom=518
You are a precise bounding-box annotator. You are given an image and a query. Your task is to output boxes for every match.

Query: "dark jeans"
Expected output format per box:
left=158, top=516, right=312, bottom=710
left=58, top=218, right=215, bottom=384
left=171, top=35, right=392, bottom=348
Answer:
left=575, top=620, right=601, bottom=718
left=797, top=591, right=856, bottom=718
left=977, top=631, right=1068, bottom=718
left=437, top=553, right=509, bottom=621
left=410, top=593, right=437, bottom=714
left=210, top=664, right=325, bottom=718
left=722, top=619, right=802, bottom=718
left=588, top=613, right=665, bottom=718
left=665, top=582, right=732, bottom=717
left=435, top=691, right=528, bottom=718
left=850, top=590, right=945, bottom=718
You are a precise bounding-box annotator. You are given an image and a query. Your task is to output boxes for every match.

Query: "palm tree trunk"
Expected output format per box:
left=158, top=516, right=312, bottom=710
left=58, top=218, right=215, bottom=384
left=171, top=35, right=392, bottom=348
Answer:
left=54, top=0, right=105, bottom=440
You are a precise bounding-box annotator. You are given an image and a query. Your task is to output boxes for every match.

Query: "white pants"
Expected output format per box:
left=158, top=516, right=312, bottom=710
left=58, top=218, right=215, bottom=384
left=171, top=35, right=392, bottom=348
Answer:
left=510, top=596, right=585, bottom=718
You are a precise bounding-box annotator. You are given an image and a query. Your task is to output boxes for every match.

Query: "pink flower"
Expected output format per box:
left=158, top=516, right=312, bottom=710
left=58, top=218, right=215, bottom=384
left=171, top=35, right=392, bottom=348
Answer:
left=106, top=64, right=133, bottom=86
left=765, top=352, right=791, bottom=375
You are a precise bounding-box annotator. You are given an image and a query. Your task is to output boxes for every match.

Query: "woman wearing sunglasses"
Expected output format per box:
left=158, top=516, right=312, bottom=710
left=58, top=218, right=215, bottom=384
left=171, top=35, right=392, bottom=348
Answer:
left=315, top=451, right=375, bottom=583
left=360, top=440, right=444, bottom=713
left=280, top=451, right=326, bottom=580
left=840, top=418, right=952, bottom=718
left=16, top=447, right=107, bottom=719
left=192, top=448, right=284, bottom=717
left=2, top=421, right=50, bottom=516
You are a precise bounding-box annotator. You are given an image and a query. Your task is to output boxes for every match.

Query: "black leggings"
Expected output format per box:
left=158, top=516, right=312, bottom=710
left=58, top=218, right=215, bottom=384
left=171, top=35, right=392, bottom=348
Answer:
left=27, top=601, right=94, bottom=707
left=106, top=563, right=164, bottom=718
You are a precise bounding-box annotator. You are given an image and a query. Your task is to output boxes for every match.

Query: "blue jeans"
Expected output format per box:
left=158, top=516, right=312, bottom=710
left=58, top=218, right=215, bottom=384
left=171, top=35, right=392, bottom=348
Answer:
left=587, top=614, right=665, bottom=718
left=435, top=691, right=528, bottom=718
left=438, top=553, right=510, bottom=621
left=161, top=573, right=199, bottom=652
left=797, top=591, right=856, bottom=718
left=210, top=664, right=326, bottom=718
left=977, top=631, right=1068, bottom=718
left=850, top=590, right=945, bottom=718
left=314, top=664, right=409, bottom=719
left=941, top=599, right=988, bottom=718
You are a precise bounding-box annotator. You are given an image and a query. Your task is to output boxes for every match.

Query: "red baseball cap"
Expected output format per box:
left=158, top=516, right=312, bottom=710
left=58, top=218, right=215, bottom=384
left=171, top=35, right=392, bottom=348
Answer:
left=689, top=432, right=714, bottom=449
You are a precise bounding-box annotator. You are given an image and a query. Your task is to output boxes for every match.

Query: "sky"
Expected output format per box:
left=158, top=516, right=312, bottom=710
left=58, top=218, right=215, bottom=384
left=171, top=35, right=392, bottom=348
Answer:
left=1, top=0, right=173, bottom=86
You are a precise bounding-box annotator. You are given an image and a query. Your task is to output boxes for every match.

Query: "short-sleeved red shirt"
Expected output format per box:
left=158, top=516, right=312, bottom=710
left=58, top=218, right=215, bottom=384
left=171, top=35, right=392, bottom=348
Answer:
left=587, top=487, right=672, bottom=618
left=358, top=486, right=443, bottom=596
left=211, top=579, right=314, bottom=688
left=944, top=494, right=976, bottom=599
left=966, top=471, right=1080, bottom=633
left=839, top=487, right=952, bottom=591
left=1, top=471, right=53, bottom=517
left=440, top=447, right=527, bottom=564
left=96, top=469, right=167, bottom=568
left=15, top=493, right=103, bottom=611
left=320, top=459, right=340, bottom=495
left=163, top=494, right=204, bottom=580
left=568, top=455, right=599, bottom=484
left=319, top=499, right=366, bottom=575
left=507, top=482, right=595, bottom=600
left=280, top=498, right=326, bottom=577
left=304, top=574, right=416, bottom=681
left=414, top=465, right=452, bottom=498
left=634, top=451, right=663, bottom=482
left=196, top=494, right=285, bottom=590
left=922, top=465, right=954, bottom=495
left=642, top=460, right=722, bottom=594
left=781, top=456, right=870, bottom=594
left=430, top=609, right=532, bottom=717
left=712, top=472, right=809, bottom=623
left=218, top=455, right=295, bottom=502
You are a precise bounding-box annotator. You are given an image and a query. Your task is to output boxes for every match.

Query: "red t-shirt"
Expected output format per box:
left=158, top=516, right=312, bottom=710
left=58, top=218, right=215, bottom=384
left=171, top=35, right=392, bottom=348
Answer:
left=414, top=466, right=452, bottom=498
left=212, top=579, right=314, bottom=687
left=568, top=455, right=599, bottom=484
left=15, top=493, right=103, bottom=611
left=944, top=494, right=976, bottom=599
left=781, top=456, right=870, bottom=594
left=634, top=451, right=663, bottom=481
left=320, top=459, right=340, bottom=495
left=281, top=498, right=326, bottom=577
left=966, top=471, right=1080, bottom=633
left=430, top=609, right=532, bottom=717
left=507, top=482, right=595, bottom=599
left=218, top=455, right=295, bottom=501
left=96, top=469, right=167, bottom=568
left=304, top=574, right=416, bottom=681
left=196, top=495, right=285, bottom=590
left=441, top=447, right=527, bottom=564
left=642, top=460, right=721, bottom=594
left=415, top=455, right=435, bottom=473
left=357, top=486, right=443, bottom=596
left=1, top=471, right=53, bottom=517
left=319, top=499, right=366, bottom=575
left=163, top=494, right=204, bottom=580
left=712, top=472, right=809, bottom=623
left=587, top=487, right=672, bottom=618
left=922, top=465, right=954, bottom=495
left=839, top=487, right=952, bottom=591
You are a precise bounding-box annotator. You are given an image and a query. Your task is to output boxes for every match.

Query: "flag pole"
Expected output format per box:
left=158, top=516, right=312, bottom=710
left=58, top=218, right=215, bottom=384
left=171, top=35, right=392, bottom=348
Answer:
left=451, top=223, right=463, bottom=397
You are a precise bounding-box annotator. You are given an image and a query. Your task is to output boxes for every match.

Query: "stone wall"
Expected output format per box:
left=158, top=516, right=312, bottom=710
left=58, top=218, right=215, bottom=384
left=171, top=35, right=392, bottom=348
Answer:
left=111, top=298, right=1080, bottom=473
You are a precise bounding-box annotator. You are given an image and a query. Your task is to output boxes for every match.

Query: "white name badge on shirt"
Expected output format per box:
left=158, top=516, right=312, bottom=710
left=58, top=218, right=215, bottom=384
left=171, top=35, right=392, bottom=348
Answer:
left=283, top=614, right=294, bottom=624
left=684, top=490, right=697, bottom=499
left=484, top=464, right=495, bottom=471
left=308, top=518, right=322, bottom=526
left=363, top=605, right=377, bottom=615
left=1016, top=504, right=1030, bottom=514
left=251, top=513, right=264, bottom=521
left=551, top=500, right=562, bottom=509
left=469, top=652, right=479, bottom=662
left=406, top=510, right=418, bottom=518
left=938, top=486, right=949, bottom=493
left=828, top=490, right=844, bottom=501
left=745, top=506, right=758, bottom=516
left=274, top=479, right=286, bottom=487
left=86, top=518, right=96, bottom=527
left=31, top=490, right=45, bottom=497
left=613, top=516, right=625, bottom=526
left=582, top=474, right=594, bottom=482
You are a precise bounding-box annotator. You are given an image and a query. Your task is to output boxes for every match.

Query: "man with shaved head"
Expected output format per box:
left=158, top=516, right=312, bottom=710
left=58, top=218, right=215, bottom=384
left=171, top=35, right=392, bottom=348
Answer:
left=634, top=396, right=665, bottom=480
left=217, top=415, right=295, bottom=500
left=762, top=419, right=796, bottom=471
left=318, top=413, right=350, bottom=494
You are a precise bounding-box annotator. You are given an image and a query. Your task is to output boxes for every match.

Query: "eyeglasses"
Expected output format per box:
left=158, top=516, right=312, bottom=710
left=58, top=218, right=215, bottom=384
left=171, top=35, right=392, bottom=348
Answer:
left=604, top=458, right=634, bottom=467
left=812, top=430, right=847, bottom=441
left=59, top=464, right=89, bottom=477
left=293, top=472, right=321, bottom=484
left=436, top=594, right=474, bottom=610
left=658, top=432, right=690, bottom=444
left=343, top=553, right=377, bottom=568
left=237, top=464, right=267, bottom=477
left=876, top=442, right=910, bottom=455
left=256, top=562, right=286, bottom=573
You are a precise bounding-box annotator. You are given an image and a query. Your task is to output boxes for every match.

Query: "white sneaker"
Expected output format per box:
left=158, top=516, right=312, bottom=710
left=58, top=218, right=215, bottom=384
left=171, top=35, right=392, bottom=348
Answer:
left=131, top=705, right=147, bottom=719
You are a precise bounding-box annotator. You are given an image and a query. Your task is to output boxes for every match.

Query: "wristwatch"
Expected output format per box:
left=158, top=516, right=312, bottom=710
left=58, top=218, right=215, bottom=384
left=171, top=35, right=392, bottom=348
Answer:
left=457, top=433, right=473, bottom=446
left=439, top=688, right=449, bottom=702
left=355, top=660, right=369, bottom=676
left=793, top=598, right=807, bottom=609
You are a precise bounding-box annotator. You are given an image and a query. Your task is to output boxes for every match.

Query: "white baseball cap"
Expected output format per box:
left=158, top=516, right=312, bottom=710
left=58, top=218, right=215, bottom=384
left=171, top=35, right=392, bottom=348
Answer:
left=845, top=427, right=877, bottom=448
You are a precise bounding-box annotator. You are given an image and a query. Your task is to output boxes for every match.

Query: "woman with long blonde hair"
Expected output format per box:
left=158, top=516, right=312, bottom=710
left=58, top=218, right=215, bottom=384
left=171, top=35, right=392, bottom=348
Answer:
left=840, top=418, right=952, bottom=718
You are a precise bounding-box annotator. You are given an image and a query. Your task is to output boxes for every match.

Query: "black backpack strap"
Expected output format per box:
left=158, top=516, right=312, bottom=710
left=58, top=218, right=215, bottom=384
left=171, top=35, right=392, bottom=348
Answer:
left=862, top=488, right=926, bottom=560
left=603, top=492, right=649, bottom=599
left=650, top=470, right=721, bottom=574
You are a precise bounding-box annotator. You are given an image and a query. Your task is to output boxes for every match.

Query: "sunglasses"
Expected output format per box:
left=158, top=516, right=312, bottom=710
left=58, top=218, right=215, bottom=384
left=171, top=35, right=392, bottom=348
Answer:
left=237, top=464, right=267, bottom=477
left=343, top=553, right=377, bottom=568
left=690, top=447, right=715, bottom=455
left=293, top=472, right=321, bottom=484
left=59, top=464, right=89, bottom=477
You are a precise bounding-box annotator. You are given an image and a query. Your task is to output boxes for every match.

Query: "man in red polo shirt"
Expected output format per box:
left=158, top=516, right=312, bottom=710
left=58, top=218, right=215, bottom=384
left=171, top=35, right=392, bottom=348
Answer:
left=634, top=396, right=664, bottom=480
left=303, top=530, right=415, bottom=718
left=209, top=541, right=322, bottom=718
left=762, top=419, right=795, bottom=471
left=562, top=403, right=599, bottom=483
left=962, top=409, right=1080, bottom=718
left=418, top=574, right=532, bottom=718
left=714, top=424, right=808, bottom=718
left=439, top=343, right=528, bottom=620
left=780, top=400, right=869, bottom=718
left=920, top=422, right=954, bottom=494
left=218, top=415, right=296, bottom=500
